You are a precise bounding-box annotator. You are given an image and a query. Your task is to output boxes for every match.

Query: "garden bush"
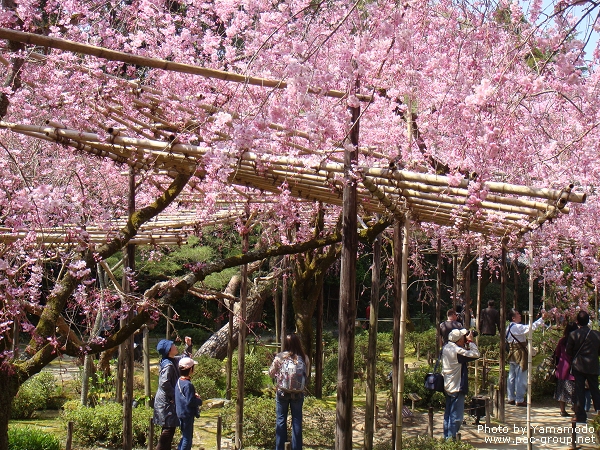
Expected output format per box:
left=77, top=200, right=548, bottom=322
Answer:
left=221, top=395, right=335, bottom=448
left=231, top=352, right=269, bottom=396
left=8, top=426, right=60, bottom=450
left=11, top=371, right=58, bottom=419
left=192, top=354, right=226, bottom=398
left=374, top=435, right=475, bottom=449
left=402, top=365, right=445, bottom=407
left=61, top=400, right=153, bottom=447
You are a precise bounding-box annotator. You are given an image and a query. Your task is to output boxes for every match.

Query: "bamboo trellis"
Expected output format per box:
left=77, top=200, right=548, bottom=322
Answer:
left=0, top=27, right=588, bottom=241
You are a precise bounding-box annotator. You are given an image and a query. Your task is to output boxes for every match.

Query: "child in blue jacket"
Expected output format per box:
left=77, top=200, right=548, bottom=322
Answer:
left=174, top=357, right=202, bottom=450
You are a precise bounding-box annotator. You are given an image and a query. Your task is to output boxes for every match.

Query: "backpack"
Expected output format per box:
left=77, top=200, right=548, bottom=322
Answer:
left=276, top=354, right=306, bottom=393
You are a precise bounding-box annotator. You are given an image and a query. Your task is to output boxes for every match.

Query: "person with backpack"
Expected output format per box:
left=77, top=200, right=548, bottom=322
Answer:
left=153, top=339, right=188, bottom=450
left=269, top=333, right=309, bottom=450
left=506, top=309, right=545, bottom=406
left=175, top=357, right=202, bottom=450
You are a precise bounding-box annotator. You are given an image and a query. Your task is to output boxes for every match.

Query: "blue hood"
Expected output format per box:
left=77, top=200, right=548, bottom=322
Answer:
left=157, top=339, right=174, bottom=358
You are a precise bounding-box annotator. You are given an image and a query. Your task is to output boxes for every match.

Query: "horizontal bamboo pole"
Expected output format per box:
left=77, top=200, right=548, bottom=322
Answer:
left=0, top=28, right=372, bottom=102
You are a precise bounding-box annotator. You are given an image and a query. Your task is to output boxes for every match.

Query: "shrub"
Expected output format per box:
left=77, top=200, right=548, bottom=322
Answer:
left=221, top=396, right=335, bottom=448
left=231, top=353, right=269, bottom=395
left=194, top=355, right=225, bottom=388
left=302, top=397, right=335, bottom=447
left=321, top=355, right=339, bottom=396
left=222, top=396, right=274, bottom=447
left=193, top=376, right=220, bottom=400
left=374, top=435, right=475, bottom=449
left=11, top=371, right=58, bottom=419
left=61, top=400, right=153, bottom=447
left=402, top=365, right=445, bottom=407
left=8, top=426, right=60, bottom=450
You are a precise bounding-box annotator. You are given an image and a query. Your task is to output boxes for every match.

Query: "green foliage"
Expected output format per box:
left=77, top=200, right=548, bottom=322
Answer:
left=61, top=400, right=153, bottom=447
left=231, top=353, right=269, bottom=396
left=531, top=367, right=556, bottom=400
left=8, top=426, right=60, bottom=450
left=321, top=354, right=339, bottom=396
left=302, top=397, right=335, bottom=447
left=190, top=354, right=229, bottom=399
left=406, top=328, right=437, bottom=357
left=476, top=335, right=500, bottom=359
left=402, top=365, right=445, bottom=407
left=11, top=371, right=58, bottom=419
left=374, top=435, right=475, bottom=449
left=222, top=396, right=275, bottom=447
left=221, top=396, right=335, bottom=448
left=176, top=327, right=210, bottom=347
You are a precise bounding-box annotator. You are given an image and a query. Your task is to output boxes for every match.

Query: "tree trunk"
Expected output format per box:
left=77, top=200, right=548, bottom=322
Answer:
left=197, top=282, right=271, bottom=359
left=0, top=367, right=22, bottom=449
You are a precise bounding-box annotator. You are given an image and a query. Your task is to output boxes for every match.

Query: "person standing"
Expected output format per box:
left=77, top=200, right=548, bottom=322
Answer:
left=554, top=322, right=578, bottom=417
left=440, top=309, right=462, bottom=345
left=175, top=357, right=203, bottom=450
left=479, top=300, right=501, bottom=336
left=441, top=328, right=480, bottom=440
left=153, top=339, right=185, bottom=450
left=506, top=309, right=545, bottom=406
left=269, top=334, right=308, bottom=450
left=566, top=310, right=600, bottom=423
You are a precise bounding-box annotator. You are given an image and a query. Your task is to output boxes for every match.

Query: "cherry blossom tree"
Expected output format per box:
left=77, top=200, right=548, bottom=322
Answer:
left=2, top=0, right=600, bottom=446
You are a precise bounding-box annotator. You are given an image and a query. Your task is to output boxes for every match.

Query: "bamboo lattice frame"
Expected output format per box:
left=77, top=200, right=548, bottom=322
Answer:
left=0, top=28, right=588, bottom=245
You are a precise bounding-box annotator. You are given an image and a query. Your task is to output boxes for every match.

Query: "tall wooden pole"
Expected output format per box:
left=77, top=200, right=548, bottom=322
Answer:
left=122, top=168, right=136, bottom=450
left=281, top=256, right=288, bottom=351
left=436, top=239, right=442, bottom=355
left=499, top=243, right=507, bottom=423
left=225, top=297, right=234, bottom=401
left=464, top=246, right=471, bottom=328
left=395, top=216, right=409, bottom=450
left=315, top=286, right=324, bottom=398
left=274, top=278, right=281, bottom=349
left=475, top=257, right=482, bottom=396
left=526, top=247, right=534, bottom=450
left=364, top=233, right=381, bottom=450
left=234, top=230, right=249, bottom=450
left=335, top=78, right=359, bottom=450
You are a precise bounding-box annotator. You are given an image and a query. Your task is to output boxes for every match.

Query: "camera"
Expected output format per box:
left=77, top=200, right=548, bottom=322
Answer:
left=467, top=329, right=479, bottom=338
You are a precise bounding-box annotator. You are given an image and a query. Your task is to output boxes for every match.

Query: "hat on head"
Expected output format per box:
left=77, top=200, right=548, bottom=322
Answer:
left=179, top=357, right=197, bottom=370
left=156, top=339, right=174, bottom=358
left=448, top=329, right=468, bottom=343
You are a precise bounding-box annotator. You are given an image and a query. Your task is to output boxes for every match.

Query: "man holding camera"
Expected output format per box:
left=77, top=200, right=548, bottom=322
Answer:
left=506, top=308, right=545, bottom=406
left=441, top=328, right=480, bottom=440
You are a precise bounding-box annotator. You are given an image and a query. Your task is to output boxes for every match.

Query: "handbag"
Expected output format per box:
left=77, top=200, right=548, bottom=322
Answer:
left=424, top=347, right=445, bottom=392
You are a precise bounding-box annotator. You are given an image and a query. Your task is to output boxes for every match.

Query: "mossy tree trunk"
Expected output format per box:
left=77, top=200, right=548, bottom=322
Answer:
left=291, top=207, right=341, bottom=360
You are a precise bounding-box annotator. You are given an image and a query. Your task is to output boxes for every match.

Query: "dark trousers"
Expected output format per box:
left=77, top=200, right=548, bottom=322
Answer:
left=572, top=370, right=600, bottom=422
left=156, top=426, right=176, bottom=450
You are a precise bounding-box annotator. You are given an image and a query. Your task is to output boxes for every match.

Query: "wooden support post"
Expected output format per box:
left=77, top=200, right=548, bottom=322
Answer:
left=315, top=286, right=324, bottom=399
left=499, top=243, right=507, bottom=423
left=147, top=418, right=153, bottom=450
left=435, top=239, right=442, bottom=355
left=66, top=421, right=73, bottom=450
left=364, top=233, right=381, bottom=450
left=428, top=407, right=434, bottom=438
left=217, top=416, right=222, bottom=450
left=143, top=325, right=151, bottom=399
left=394, top=216, right=410, bottom=450
left=225, top=297, right=233, bottom=401
left=485, top=398, right=491, bottom=426
left=335, top=77, right=359, bottom=450
left=122, top=168, right=136, bottom=450
left=571, top=421, right=577, bottom=450
left=285, top=443, right=291, bottom=450
left=234, top=230, right=249, bottom=450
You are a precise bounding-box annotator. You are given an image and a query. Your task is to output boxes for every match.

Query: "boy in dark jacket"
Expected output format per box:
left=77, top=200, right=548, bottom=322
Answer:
left=175, top=357, right=202, bottom=450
